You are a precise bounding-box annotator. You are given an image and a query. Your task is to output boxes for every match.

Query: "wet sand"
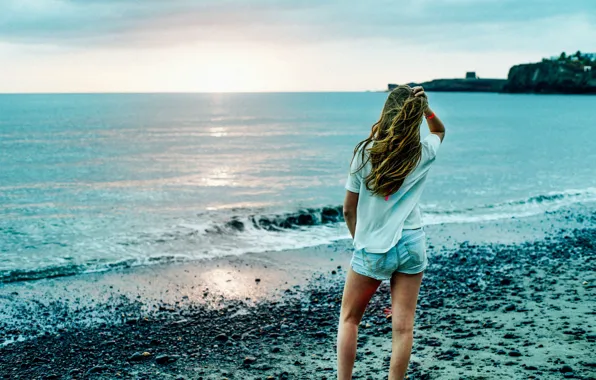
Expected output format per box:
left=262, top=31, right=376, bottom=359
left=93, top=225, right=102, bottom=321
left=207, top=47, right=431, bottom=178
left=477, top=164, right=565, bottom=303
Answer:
left=1, top=204, right=595, bottom=379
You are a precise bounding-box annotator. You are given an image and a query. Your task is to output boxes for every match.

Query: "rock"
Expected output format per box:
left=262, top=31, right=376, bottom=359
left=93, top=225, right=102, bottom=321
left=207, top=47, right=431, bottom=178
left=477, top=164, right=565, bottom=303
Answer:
left=503, top=304, right=516, bottom=312
left=214, top=333, right=228, bottom=342
left=244, top=356, right=257, bottom=365
left=155, top=354, right=179, bottom=364
left=128, top=352, right=150, bottom=361
left=508, top=349, right=522, bottom=357
left=500, top=278, right=513, bottom=285
left=437, top=349, right=460, bottom=360
left=86, top=365, right=108, bottom=375
left=156, top=354, right=173, bottom=364
left=560, top=365, right=573, bottom=372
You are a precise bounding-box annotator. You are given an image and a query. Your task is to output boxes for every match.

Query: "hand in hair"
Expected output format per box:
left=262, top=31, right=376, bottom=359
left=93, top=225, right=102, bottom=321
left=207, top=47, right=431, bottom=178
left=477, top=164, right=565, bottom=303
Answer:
left=412, top=86, right=446, bottom=142
left=412, top=86, right=431, bottom=115
left=412, top=86, right=426, bottom=98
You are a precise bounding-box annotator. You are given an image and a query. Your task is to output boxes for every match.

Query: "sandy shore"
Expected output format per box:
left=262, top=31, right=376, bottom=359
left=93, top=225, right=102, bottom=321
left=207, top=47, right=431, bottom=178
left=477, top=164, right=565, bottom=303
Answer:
left=1, top=204, right=595, bottom=379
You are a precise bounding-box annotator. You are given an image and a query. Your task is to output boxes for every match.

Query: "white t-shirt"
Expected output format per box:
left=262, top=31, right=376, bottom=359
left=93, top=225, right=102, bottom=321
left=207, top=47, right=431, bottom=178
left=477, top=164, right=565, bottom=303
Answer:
left=345, top=134, right=441, bottom=253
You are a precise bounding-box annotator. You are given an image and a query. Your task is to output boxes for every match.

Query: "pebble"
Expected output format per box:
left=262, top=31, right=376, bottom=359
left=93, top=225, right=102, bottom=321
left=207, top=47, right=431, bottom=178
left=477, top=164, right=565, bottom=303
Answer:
left=508, top=349, right=522, bottom=357
left=244, top=356, right=257, bottom=365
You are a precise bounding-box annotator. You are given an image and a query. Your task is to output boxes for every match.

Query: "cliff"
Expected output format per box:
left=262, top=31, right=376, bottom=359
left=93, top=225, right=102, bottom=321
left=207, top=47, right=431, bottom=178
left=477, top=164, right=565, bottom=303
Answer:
left=406, top=78, right=506, bottom=92
left=389, top=59, right=596, bottom=94
left=503, top=61, right=596, bottom=94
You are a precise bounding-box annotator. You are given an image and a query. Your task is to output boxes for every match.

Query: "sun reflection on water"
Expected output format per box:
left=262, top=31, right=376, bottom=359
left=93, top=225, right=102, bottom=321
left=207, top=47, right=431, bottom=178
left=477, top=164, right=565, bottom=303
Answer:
left=208, top=127, right=228, bottom=137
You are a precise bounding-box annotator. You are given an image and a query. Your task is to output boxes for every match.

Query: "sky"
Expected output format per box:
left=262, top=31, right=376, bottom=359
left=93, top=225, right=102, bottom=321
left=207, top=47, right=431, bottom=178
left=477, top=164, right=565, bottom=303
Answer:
left=0, top=0, right=594, bottom=93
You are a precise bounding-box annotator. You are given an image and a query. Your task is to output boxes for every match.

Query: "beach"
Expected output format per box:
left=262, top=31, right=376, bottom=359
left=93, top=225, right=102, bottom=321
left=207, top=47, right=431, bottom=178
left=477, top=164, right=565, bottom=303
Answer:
left=1, top=203, right=595, bottom=380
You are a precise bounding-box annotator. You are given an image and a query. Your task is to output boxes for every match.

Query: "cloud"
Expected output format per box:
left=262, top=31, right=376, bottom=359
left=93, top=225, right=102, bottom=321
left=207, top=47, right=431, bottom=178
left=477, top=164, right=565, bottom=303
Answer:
left=0, top=0, right=594, bottom=51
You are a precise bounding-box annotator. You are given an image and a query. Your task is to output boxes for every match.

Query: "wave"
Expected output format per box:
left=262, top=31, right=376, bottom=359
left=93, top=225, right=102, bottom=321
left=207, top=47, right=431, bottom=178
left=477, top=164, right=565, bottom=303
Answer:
left=201, top=188, right=596, bottom=234
left=423, top=187, right=596, bottom=224
left=1, top=188, right=594, bottom=284
left=204, top=206, right=344, bottom=234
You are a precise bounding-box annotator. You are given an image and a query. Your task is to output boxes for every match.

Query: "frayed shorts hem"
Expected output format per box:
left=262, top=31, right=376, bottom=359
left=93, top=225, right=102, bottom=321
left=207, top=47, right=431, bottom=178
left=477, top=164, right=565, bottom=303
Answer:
left=350, top=262, right=427, bottom=281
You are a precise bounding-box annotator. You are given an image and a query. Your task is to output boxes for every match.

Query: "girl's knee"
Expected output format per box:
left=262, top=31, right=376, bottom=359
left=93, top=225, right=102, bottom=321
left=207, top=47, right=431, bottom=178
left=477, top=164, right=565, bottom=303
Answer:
left=392, top=320, right=414, bottom=335
left=340, top=311, right=362, bottom=326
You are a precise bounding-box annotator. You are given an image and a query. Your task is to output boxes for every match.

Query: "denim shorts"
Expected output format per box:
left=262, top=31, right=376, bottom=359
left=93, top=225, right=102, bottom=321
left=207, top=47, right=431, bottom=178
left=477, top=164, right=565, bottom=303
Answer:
left=350, top=229, right=428, bottom=281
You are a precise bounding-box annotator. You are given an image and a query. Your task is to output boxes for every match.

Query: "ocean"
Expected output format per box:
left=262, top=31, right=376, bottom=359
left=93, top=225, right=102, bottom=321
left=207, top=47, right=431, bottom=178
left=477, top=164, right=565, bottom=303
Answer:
left=1, top=92, right=595, bottom=283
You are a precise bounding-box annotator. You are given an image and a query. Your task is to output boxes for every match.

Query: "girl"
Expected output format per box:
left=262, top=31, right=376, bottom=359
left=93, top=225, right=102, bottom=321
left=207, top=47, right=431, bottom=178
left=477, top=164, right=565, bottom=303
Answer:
left=337, top=85, right=445, bottom=379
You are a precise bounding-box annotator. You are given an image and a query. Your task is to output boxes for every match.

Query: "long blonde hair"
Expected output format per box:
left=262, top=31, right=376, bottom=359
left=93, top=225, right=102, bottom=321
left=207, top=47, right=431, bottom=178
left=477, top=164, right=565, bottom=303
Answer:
left=351, top=85, right=428, bottom=197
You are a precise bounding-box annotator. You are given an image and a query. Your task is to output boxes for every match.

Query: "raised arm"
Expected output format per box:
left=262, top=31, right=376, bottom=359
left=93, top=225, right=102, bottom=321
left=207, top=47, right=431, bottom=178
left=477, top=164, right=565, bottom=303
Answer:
left=413, top=86, right=446, bottom=142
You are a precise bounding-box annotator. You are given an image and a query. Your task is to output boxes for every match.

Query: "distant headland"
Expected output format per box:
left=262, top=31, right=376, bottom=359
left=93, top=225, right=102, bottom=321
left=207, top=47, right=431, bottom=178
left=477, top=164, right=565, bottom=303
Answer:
left=390, top=51, right=596, bottom=94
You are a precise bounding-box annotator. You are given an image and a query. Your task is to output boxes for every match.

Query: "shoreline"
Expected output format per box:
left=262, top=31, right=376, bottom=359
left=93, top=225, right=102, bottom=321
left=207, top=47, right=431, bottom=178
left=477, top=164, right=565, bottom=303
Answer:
left=1, top=205, right=595, bottom=379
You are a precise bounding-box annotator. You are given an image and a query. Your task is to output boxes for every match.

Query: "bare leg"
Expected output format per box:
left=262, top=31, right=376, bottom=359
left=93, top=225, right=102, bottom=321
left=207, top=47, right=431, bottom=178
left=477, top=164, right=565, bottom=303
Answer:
left=337, top=268, right=381, bottom=380
left=388, top=272, right=423, bottom=380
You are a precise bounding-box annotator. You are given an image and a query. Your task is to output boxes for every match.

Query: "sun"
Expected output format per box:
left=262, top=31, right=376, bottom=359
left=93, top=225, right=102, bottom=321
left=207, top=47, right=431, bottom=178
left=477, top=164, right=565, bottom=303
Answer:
left=172, top=43, right=285, bottom=93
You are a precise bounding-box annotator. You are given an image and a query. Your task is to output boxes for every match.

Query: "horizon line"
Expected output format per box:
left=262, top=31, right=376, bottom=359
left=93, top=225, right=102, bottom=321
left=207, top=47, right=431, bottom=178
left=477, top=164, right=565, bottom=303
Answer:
left=0, top=90, right=390, bottom=95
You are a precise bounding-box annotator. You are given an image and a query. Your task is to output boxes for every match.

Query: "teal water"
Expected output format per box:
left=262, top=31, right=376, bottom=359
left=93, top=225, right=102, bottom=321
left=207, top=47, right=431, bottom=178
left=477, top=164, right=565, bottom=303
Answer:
left=1, top=92, right=595, bottom=282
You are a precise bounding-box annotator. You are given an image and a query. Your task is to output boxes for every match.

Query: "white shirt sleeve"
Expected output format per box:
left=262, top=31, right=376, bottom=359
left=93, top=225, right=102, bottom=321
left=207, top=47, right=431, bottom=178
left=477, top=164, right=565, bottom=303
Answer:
left=421, top=134, right=441, bottom=161
left=345, top=150, right=363, bottom=193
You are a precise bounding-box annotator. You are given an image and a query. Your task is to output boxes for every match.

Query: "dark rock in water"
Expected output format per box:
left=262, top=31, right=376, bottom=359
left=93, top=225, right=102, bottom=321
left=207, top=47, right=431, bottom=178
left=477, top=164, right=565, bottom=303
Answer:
left=297, top=213, right=315, bottom=226
left=225, top=219, right=245, bottom=232
left=321, top=206, right=342, bottom=223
